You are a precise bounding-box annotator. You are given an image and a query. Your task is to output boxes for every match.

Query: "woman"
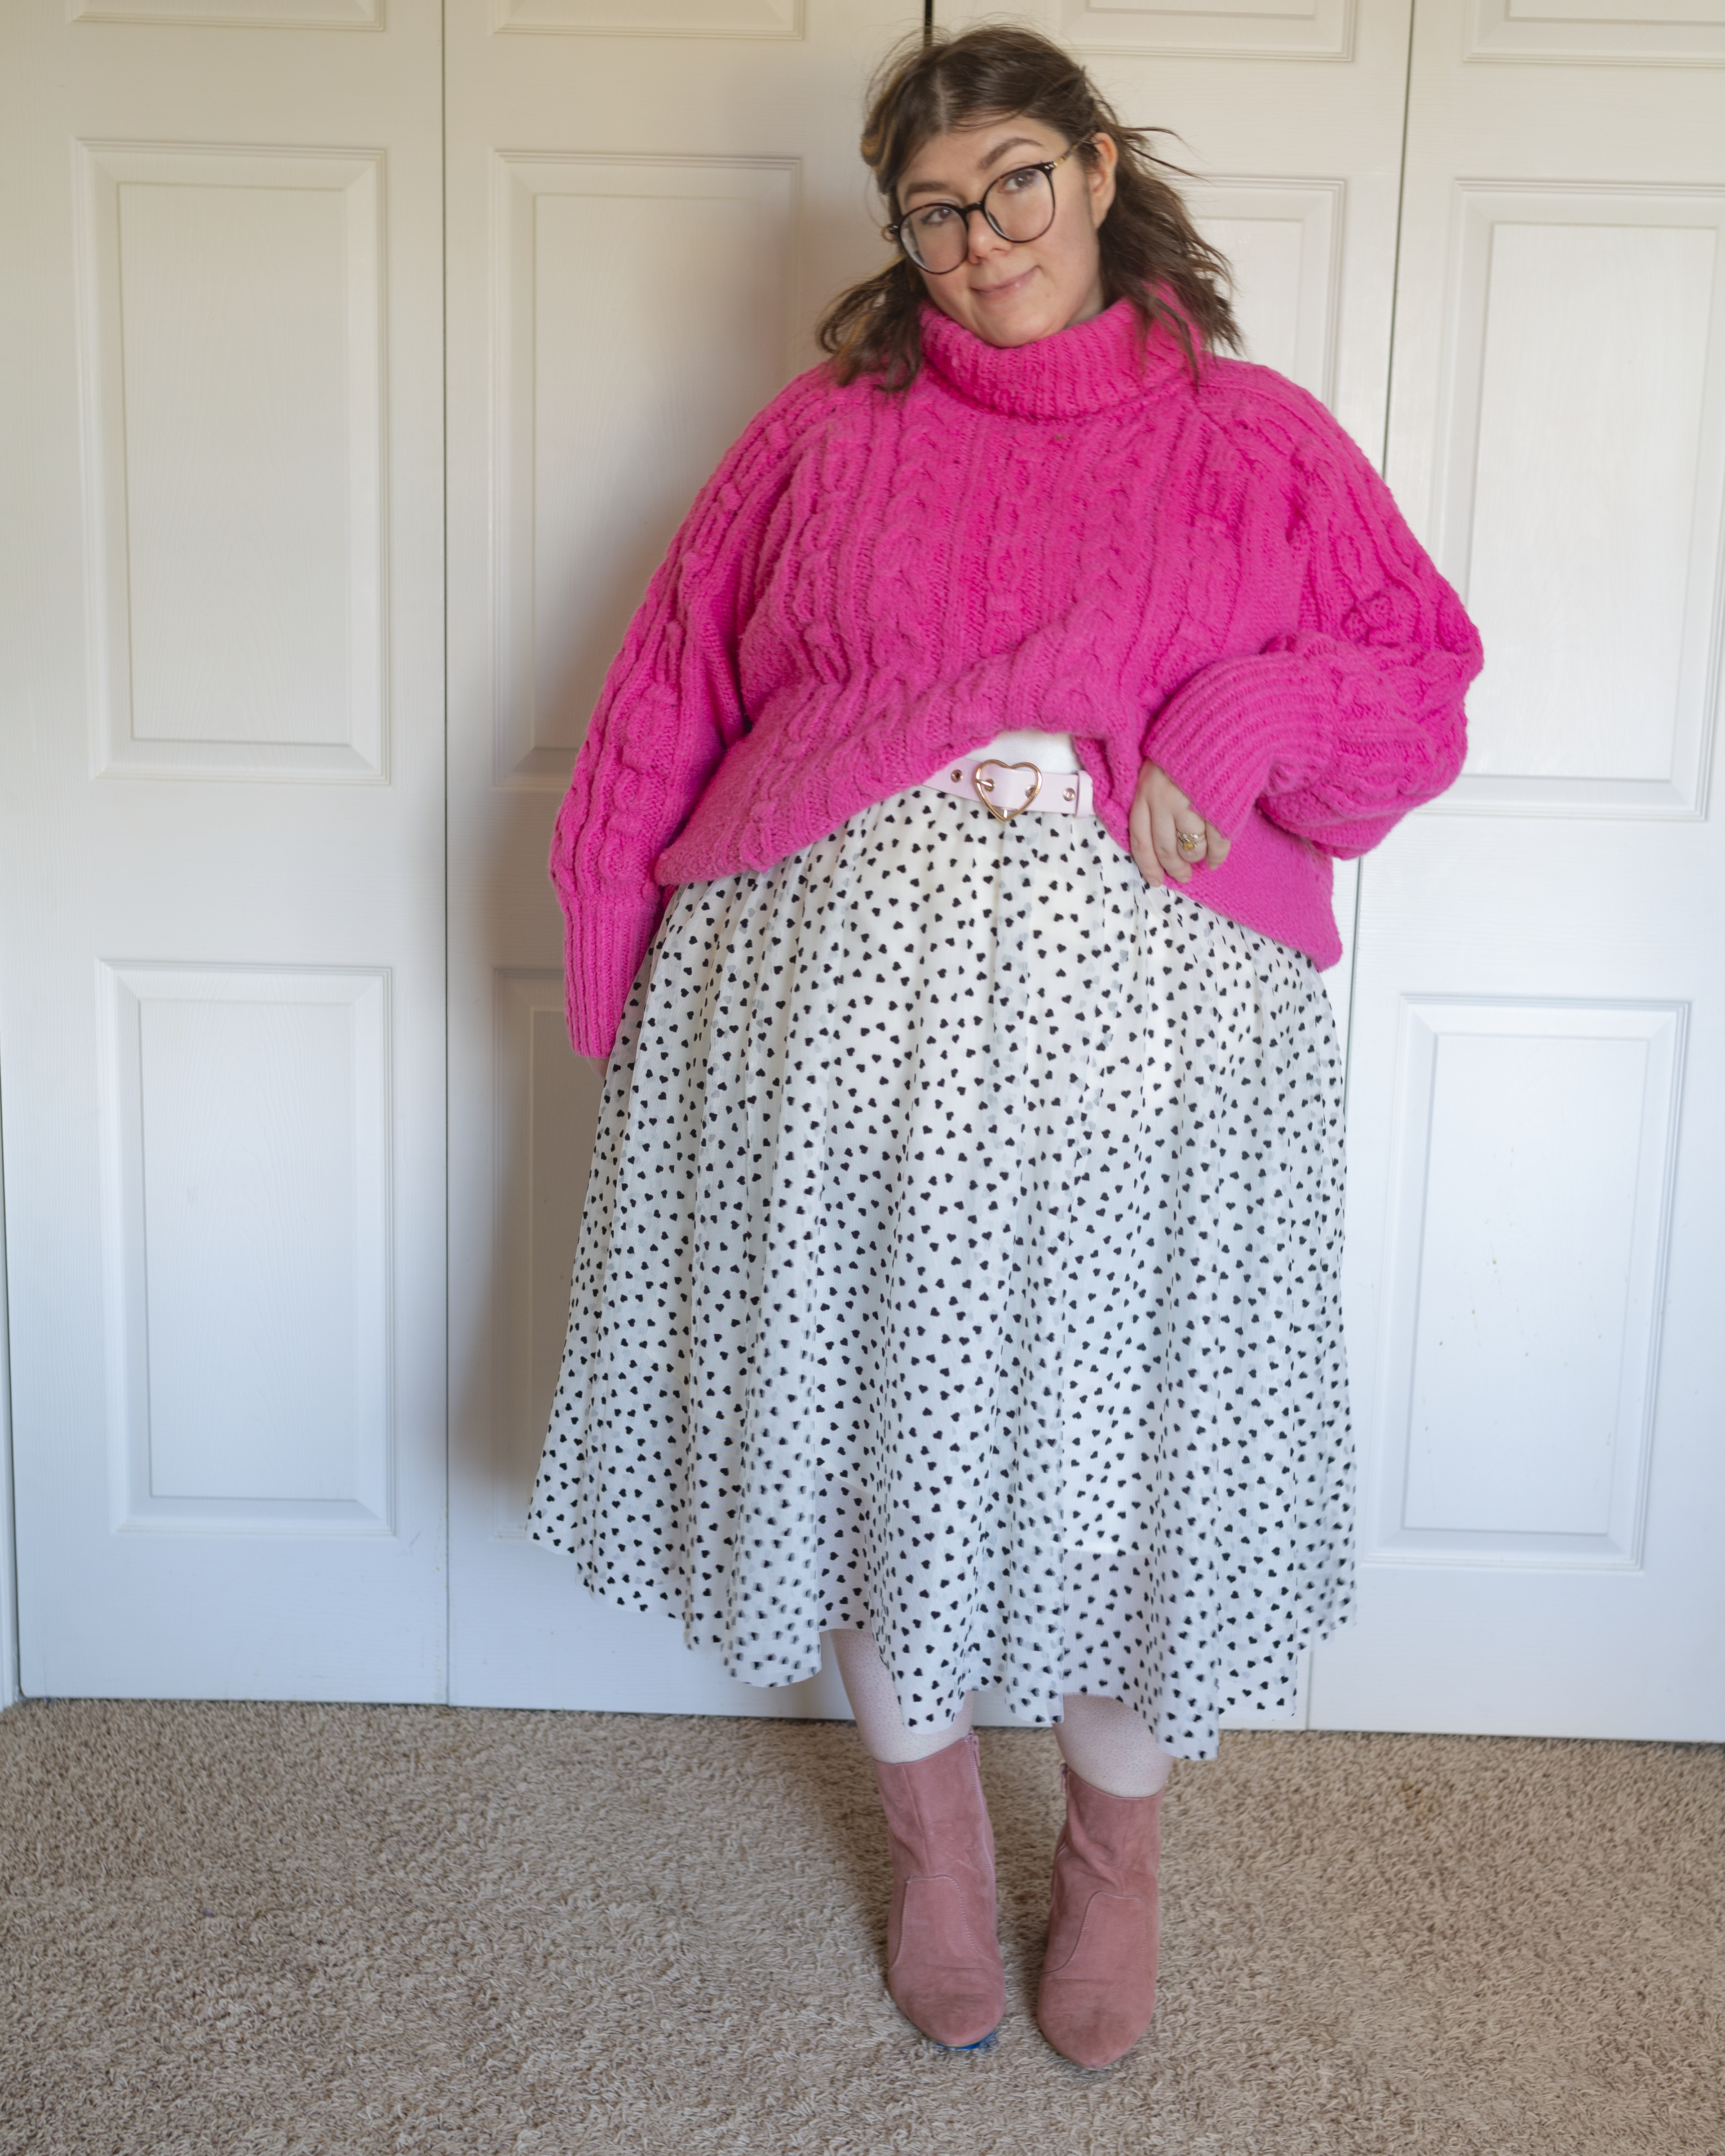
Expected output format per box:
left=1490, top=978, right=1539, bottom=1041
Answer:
left=530, top=25, right=1480, bottom=2069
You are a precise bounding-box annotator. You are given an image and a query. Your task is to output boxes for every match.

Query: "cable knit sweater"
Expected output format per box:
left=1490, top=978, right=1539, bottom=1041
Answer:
left=552, top=297, right=1482, bottom=1057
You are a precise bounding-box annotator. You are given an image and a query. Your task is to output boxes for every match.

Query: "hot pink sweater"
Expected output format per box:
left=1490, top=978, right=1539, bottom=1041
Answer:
left=552, top=298, right=1482, bottom=1057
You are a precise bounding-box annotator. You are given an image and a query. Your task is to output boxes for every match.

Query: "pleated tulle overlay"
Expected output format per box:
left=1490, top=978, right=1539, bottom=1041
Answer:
left=529, top=788, right=1354, bottom=1759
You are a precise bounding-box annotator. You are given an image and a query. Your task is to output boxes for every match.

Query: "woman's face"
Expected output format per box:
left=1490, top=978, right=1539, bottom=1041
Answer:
left=894, top=115, right=1118, bottom=349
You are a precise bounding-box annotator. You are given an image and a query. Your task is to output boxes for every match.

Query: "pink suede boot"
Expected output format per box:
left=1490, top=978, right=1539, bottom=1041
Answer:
left=871, top=1732, right=1005, bottom=2049
left=1036, top=1764, right=1163, bottom=2069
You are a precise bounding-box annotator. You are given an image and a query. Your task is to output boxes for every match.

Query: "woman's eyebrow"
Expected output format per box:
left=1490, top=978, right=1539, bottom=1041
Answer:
left=900, top=137, right=1045, bottom=203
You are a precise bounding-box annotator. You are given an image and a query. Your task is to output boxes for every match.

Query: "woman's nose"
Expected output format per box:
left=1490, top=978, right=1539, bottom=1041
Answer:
left=965, top=207, right=1010, bottom=261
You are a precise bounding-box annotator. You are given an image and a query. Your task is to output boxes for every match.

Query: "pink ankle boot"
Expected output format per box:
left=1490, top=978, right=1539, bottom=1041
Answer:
left=1036, top=1764, right=1163, bottom=2069
left=871, top=1732, right=1005, bottom=2049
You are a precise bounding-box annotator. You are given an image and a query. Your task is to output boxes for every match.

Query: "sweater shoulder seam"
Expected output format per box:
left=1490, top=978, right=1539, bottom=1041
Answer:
left=1187, top=361, right=1371, bottom=483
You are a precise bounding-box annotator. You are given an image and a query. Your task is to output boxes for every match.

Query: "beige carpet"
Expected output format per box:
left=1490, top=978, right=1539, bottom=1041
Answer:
left=1, top=1701, right=1719, bottom=2155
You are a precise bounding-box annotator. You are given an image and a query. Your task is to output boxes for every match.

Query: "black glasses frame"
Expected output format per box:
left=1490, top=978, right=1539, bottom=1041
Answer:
left=884, top=140, right=1090, bottom=275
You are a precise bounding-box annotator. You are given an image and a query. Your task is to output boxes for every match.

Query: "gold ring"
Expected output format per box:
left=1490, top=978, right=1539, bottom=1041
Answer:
left=1175, top=829, right=1205, bottom=857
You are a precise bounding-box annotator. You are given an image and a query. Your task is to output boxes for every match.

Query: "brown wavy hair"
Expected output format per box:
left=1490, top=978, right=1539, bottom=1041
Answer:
left=817, top=23, right=1240, bottom=390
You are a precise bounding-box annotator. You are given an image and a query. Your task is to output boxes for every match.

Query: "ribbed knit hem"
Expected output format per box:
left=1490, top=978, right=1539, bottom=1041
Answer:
left=1185, top=858, right=1342, bottom=972
left=1144, top=654, right=1331, bottom=843
left=1090, top=799, right=1342, bottom=972
left=565, top=897, right=662, bottom=1060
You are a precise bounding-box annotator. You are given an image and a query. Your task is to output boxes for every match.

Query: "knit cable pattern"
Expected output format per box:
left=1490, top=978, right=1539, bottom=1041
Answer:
left=550, top=300, right=1482, bottom=1057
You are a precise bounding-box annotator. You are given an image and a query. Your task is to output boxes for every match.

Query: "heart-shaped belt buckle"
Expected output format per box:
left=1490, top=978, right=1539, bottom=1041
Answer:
left=973, top=760, right=1042, bottom=823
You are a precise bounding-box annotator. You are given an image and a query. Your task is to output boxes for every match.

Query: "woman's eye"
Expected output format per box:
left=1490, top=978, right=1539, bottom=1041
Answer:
left=999, top=168, right=1037, bottom=194
left=915, top=204, right=957, bottom=229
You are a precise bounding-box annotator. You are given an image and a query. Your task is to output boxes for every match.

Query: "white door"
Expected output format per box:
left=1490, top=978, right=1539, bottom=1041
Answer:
left=0, top=0, right=448, bottom=1697
left=444, top=0, right=924, bottom=1710
left=1307, top=0, right=1725, bottom=1739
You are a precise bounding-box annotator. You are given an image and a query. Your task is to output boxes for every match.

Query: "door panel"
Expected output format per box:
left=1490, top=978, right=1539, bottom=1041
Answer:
left=0, top=0, right=447, bottom=1698
left=445, top=0, right=921, bottom=1712
left=76, top=142, right=389, bottom=781
left=1308, top=0, right=1725, bottom=1739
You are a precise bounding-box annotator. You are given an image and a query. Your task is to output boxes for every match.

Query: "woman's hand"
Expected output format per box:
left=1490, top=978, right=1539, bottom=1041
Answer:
left=1129, top=760, right=1231, bottom=886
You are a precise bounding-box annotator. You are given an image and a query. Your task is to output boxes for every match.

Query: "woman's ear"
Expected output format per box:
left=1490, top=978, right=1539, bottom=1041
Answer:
left=1087, top=132, right=1120, bottom=227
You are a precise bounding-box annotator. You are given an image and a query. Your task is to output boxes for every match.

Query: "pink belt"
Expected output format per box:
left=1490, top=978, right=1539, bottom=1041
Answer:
left=920, top=753, right=1095, bottom=822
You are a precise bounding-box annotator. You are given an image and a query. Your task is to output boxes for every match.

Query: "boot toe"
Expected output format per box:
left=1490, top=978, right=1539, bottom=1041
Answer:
left=889, top=1971, right=1004, bottom=2049
left=1036, top=1982, right=1148, bottom=2069
left=886, top=1871, right=1004, bottom=2046
left=1036, top=1889, right=1156, bottom=2068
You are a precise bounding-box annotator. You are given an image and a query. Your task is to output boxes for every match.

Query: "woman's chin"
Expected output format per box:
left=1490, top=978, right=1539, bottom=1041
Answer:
left=966, top=302, right=1068, bottom=349
left=956, top=282, right=1102, bottom=349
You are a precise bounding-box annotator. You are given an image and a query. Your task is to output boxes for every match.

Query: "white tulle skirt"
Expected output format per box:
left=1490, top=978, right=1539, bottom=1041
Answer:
left=529, top=785, right=1353, bottom=1759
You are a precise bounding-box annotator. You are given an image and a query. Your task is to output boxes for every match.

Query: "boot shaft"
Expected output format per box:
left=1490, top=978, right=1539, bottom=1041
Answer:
left=1054, top=1763, right=1162, bottom=1898
left=872, top=1732, right=998, bottom=1890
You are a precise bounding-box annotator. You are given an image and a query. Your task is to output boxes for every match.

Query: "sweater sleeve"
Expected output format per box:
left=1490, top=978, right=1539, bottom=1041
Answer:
left=549, top=376, right=818, bottom=1057
left=1141, top=385, right=1483, bottom=857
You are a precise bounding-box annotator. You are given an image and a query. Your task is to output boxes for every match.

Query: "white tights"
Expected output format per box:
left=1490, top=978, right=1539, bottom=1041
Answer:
left=827, top=1627, right=1175, bottom=1799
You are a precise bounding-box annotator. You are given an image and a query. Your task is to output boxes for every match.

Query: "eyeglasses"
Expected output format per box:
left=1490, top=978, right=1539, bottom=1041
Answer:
left=885, top=141, right=1089, bottom=276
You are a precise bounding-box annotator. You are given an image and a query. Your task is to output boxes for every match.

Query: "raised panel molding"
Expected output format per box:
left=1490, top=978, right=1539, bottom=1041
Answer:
left=492, top=0, right=802, bottom=34
left=491, top=151, right=797, bottom=788
left=75, top=144, right=388, bottom=782
left=99, top=963, right=394, bottom=1535
left=1467, top=0, right=1725, bottom=66
left=491, top=972, right=604, bottom=1537
left=71, top=0, right=380, bottom=25
left=1426, top=185, right=1725, bottom=821
left=1061, top=0, right=1354, bottom=60
left=1184, top=180, right=1344, bottom=405
left=942, top=0, right=1356, bottom=60
left=1367, top=998, right=1685, bottom=1571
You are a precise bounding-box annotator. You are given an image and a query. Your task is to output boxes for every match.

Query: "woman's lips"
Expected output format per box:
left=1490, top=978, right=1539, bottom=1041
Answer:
left=969, top=264, right=1037, bottom=303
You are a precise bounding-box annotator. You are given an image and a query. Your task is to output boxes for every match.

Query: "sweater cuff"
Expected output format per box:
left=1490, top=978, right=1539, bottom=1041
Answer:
left=1143, top=654, right=1330, bottom=841
left=565, top=897, right=661, bottom=1060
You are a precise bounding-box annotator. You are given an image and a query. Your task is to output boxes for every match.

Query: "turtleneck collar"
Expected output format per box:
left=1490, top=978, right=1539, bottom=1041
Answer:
left=918, top=295, right=1192, bottom=421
